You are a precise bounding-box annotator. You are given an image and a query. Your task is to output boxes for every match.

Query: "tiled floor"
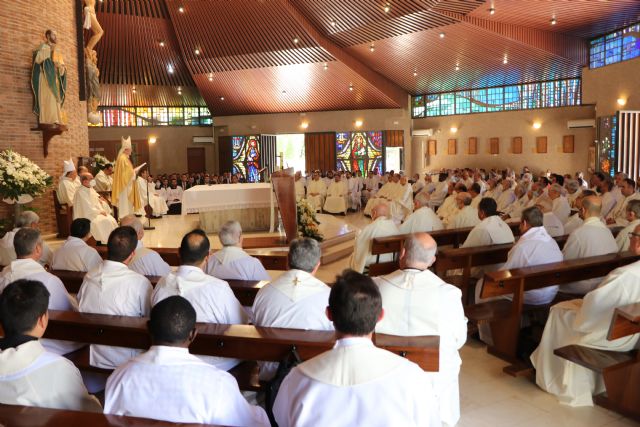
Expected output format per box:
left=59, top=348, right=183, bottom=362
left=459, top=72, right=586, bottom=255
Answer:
left=44, top=211, right=639, bottom=426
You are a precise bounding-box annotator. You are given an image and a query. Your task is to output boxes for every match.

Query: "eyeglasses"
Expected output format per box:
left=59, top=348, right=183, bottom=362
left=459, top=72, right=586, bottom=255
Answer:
left=629, top=232, right=640, bottom=239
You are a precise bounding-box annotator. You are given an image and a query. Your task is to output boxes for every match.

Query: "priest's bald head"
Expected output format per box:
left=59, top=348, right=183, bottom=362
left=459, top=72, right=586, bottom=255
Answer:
left=371, top=203, right=390, bottom=220
left=148, top=296, right=197, bottom=347
left=120, top=215, right=145, bottom=241
left=179, top=229, right=210, bottom=268
left=579, top=195, right=602, bottom=220
left=400, top=233, right=437, bottom=270
left=327, top=270, right=383, bottom=338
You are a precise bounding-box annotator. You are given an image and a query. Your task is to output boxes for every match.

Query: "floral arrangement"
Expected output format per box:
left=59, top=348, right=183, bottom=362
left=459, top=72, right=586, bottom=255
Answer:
left=0, top=149, right=52, bottom=204
left=297, top=199, right=323, bottom=241
left=93, top=153, right=112, bottom=170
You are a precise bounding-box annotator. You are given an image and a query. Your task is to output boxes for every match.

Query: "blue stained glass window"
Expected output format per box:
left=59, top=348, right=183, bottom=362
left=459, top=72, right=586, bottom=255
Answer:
left=440, top=93, right=455, bottom=115
left=504, top=86, right=520, bottom=110
left=413, top=96, right=425, bottom=118
left=605, top=33, right=622, bottom=65
left=455, top=91, right=471, bottom=114
left=470, top=89, right=487, bottom=113
left=486, top=87, right=504, bottom=112
left=425, top=94, right=440, bottom=117
left=590, top=22, right=640, bottom=69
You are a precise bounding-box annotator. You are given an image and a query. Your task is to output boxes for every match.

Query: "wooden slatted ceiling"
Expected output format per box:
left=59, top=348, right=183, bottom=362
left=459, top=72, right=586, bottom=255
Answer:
left=97, top=0, right=168, bottom=19
left=194, top=61, right=399, bottom=116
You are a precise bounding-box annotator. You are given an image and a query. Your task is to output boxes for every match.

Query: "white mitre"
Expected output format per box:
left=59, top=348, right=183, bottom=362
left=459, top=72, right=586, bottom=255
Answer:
left=121, top=136, right=132, bottom=150
left=63, top=158, right=75, bottom=174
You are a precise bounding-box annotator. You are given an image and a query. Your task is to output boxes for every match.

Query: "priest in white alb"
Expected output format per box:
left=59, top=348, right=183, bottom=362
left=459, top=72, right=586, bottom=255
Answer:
left=374, top=233, right=467, bottom=427
left=56, top=158, right=81, bottom=206
left=350, top=203, right=400, bottom=273
left=78, top=227, right=152, bottom=369
left=531, top=223, right=640, bottom=407
left=152, top=229, right=248, bottom=371
left=0, top=228, right=79, bottom=356
left=73, top=173, right=118, bottom=244
left=495, top=179, right=516, bottom=212
left=399, top=192, right=444, bottom=234
left=0, top=211, right=53, bottom=267
left=448, top=192, right=480, bottom=230
left=346, top=171, right=362, bottom=211
left=323, top=173, right=349, bottom=214
left=438, top=182, right=462, bottom=225
left=51, top=218, right=102, bottom=272
left=363, top=174, right=399, bottom=216
left=94, top=163, right=113, bottom=192
left=461, top=198, right=515, bottom=248
left=252, top=238, right=333, bottom=380
left=616, top=200, right=640, bottom=251
left=135, top=169, right=168, bottom=217
left=205, top=221, right=270, bottom=281
left=606, top=178, right=640, bottom=226
left=273, top=270, right=440, bottom=427
left=306, top=171, right=326, bottom=212
left=548, top=184, right=571, bottom=224
left=120, top=216, right=171, bottom=277
left=294, top=171, right=306, bottom=201
left=111, top=136, right=142, bottom=219
left=561, top=195, right=618, bottom=295
left=536, top=197, right=565, bottom=237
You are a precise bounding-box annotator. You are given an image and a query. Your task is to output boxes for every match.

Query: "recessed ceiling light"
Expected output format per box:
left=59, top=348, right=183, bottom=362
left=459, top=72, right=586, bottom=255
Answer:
left=489, top=7, right=495, bottom=15
left=220, top=96, right=225, bottom=101
left=455, top=65, right=460, bottom=71
left=194, top=48, right=200, bottom=55
left=159, top=40, right=165, bottom=47
left=439, top=32, right=445, bottom=39
left=550, top=18, right=557, bottom=25
left=369, top=43, right=375, bottom=52
left=178, top=6, right=184, bottom=13
left=132, top=86, right=136, bottom=94
left=293, top=38, right=299, bottom=44
left=167, top=64, right=174, bottom=73
left=177, top=86, right=182, bottom=95
left=349, top=84, right=354, bottom=92
left=413, top=69, right=418, bottom=77
left=503, top=56, right=508, bottom=64
left=330, top=20, right=336, bottom=27
left=323, top=63, right=328, bottom=70
left=208, top=73, right=213, bottom=81
left=384, top=3, right=390, bottom=13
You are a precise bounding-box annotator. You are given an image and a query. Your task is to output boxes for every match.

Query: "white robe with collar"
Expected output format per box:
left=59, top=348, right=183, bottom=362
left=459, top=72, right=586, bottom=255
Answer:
left=607, top=193, right=640, bottom=226
left=205, top=246, right=270, bottom=281
left=374, top=269, right=467, bottom=426
left=437, top=193, right=458, bottom=223
left=616, top=219, right=640, bottom=251
left=165, top=187, right=183, bottom=205
left=496, top=188, right=516, bottom=212
left=152, top=265, right=248, bottom=371
left=391, top=184, right=413, bottom=221
left=551, top=196, right=572, bottom=224
left=600, top=191, right=618, bottom=218
left=561, top=217, right=618, bottom=295
left=57, top=176, right=81, bottom=206
left=273, top=337, right=440, bottom=427
left=531, top=260, right=640, bottom=406
left=136, top=177, right=168, bottom=216
left=0, top=340, right=101, bottom=412
left=502, top=195, right=529, bottom=220
left=0, top=228, right=52, bottom=267
left=428, top=181, right=448, bottom=208
left=0, top=259, right=80, bottom=355
left=323, top=180, right=348, bottom=214
left=294, top=180, right=305, bottom=201
left=399, top=206, right=444, bottom=234
left=104, top=345, right=269, bottom=426
left=252, top=269, right=333, bottom=380
left=563, top=213, right=584, bottom=236
left=364, top=182, right=397, bottom=215
left=567, top=189, right=582, bottom=207
left=350, top=217, right=400, bottom=273
left=73, top=186, right=118, bottom=243
left=128, top=240, right=171, bottom=277
left=543, top=212, right=565, bottom=237
left=78, top=261, right=152, bottom=368
left=447, top=205, right=480, bottom=230
left=461, top=215, right=515, bottom=248
left=51, top=237, right=102, bottom=272
left=306, top=179, right=326, bottom=212
left=94, top=169, right=112, bottom=192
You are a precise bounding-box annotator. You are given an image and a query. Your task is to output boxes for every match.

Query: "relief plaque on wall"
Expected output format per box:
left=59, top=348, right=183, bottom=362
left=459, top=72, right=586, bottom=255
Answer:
left=536, top=136, right=548, bottom=153
left=512, top=137, right=523, bottom=154
left=563, top=135, right=575, bottom=153
left=489, top=137, right=499, bottom=155
left=428, top=139, right=437, bottom=155
left=468, top=137, right=478, bottom=155
left=448, top=139, right=457, bottom=155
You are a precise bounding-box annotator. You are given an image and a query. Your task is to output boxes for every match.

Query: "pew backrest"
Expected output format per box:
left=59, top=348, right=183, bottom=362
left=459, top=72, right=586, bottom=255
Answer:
left=608, top=302, right=640, bottom=341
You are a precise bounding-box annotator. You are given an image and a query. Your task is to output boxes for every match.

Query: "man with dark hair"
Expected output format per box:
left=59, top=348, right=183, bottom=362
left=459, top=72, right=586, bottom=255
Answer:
left=0, top=228, right=78, bottom=355
left=152, top=229, right=247, bottom=371
left=51, top=218, right=102, bottom=272
left=469, top=182, right=482, bottom=208
left=120, top=215, right=171, bottom=277
left=78, top=226, right=152, bottom=369
left=94, top=163, right=113, bottom=192
left=461, top=197, right=515, bottom=248
left=0, top=279, right=101, bottom=412
left=252, top=238, right=333, bottom=380
left=607, top=177, right=640, bottom=226
left=274, top=270, right=439, bottom=427
left=104, top=296, right=268, bottom=425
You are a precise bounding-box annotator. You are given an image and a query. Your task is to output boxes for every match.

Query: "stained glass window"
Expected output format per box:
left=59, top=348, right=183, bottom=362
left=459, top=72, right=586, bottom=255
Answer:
left=232, top=135, right=261, bottom=182
left=590, top=22, right=640, bottom=68
left=503, top=86, right=520, bottom=110
left=470, top=89, right=487, bottom=113
left=413, top=96, right=425, bottom=118
left=425, top=94, right=440, bottom=117
left=486, top=87, right=503, bottom=112
left=184, top=107, right=200, bottom=126
left=94, top=106, right=212, bottom=127
left=200, top=107, right=213, bottom=125
left=102, top=107, right=137, bottom=127
left=597, top=116, right=618, bottom=178
left=455, top=91, right=471, bottom=114
left=152, top=107, right=168, bottom=126
left=136, top=107, right=153, bottom=127
left=335, top=131, right=383, bottom=177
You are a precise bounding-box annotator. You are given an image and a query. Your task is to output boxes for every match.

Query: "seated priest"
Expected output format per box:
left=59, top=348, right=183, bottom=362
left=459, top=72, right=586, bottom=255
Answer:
left=448, top=192, right=480, bottom=230
left=531, top=223, right=640, bottom=407
left=399, top=192, right=444, bottom=234
left=273, top=270, right=440, bottom=427
left=103, top=296, right=268, bottom=426
left=469, top=182, right=483, bottom=208
left=294, top=171, right=306, bottom=201
left=153, top=229, right=248, bottom=371
left=438, top=182, right=465, bottom=225
left=73, top=173, right=118, bottom=244
left=495, top=179, right=517, bottom=213
left=0, top=228, right=79, bottom=355
left=0, top=279, right=102, bottom=412
left=362, top=169, right=381, bottom=203
left=363, top=174, right=400, bottom=216
left=51, top=218, right=102, bottom=272
left=548, top=184, right=571, bottom=224
left=561, top=195, right=618, bottom=296
left=136, top=169, right=168, bottom=218
left=350, top=203, right=400, bottom=273
left=563, top=191, right=594, bottom=235
left=390, top=175, right=414, bottom=221
left=616, top=200, right=640, bottom=251
left=536, top=197, right=565, bottom=238
left=120, top=215, right=171, bottom=277
left=56, top=158, right=81, bottom=206
left=0, top=211, right=52, bottom=267
left=165, top=178, right=183, bottom=215
left=461, top=198, right=515, bottom=248
left=426, top=172, right=449, bottom=210
left=374, top=233, right=467, bottom=427
left=323, top=173, right=349, bottom=215
left=306, top=171, right=326, bottom=212
left=252, top=238, right=333, bottom=380
left=501, top=184, right=529, bottom=221
left=606, top=178, right=640, bottom=226
left=78, top=227, right=153, bottom=369
left=206, top=221, right=270, bottom=281
left=94, top=163, right=114, bottom=192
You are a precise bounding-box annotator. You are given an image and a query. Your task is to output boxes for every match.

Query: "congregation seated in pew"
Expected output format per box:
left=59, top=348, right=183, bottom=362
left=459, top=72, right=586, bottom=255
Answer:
left=0, top=279, right=101, bottom=412
left=104, top=296, right=269, bottom=426
left=273, top=270, right=440, bottom=427
left=205, top=220, right=270, bottom=281
left=350, top=203, right=400, bottom=273
left=152, top=229, right=248, bottom=371
left=461, top=198, right=515, bottom=249
left=252, top=237, right=333, bottom=380
left=51, top=218, right=102, bottom=272
left=616, top=199, right=640, bottom=251
left=398, top=192, right=444, bottom=234
left=531, top=223, right=640, bottom=407
left=447, top=192, right=479, bottom=230
left=0, top=211, right=52, bottom=267
left=120, top=215, right=171, bottom=277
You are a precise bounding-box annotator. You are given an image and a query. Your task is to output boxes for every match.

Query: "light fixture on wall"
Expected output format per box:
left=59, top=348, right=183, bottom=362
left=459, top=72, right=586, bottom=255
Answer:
left=149, top=136, right=157, bottom=144
left=300, top=122, right=309, bottom=129
left=617, top=97, right=627, bottom=106
left=355, top=119, right=363, bottom=128
left=450, top=126, right=458, bottom=133
left=532, top=121, right=542, bottom=129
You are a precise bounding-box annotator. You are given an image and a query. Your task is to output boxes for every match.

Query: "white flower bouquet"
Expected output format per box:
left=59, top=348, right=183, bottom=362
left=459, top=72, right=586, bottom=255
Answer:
left=296, top=199, right=323, bottom=241
left=93, top=153, right=112, bottom=169
left=0, top=149, right=52, bottom=204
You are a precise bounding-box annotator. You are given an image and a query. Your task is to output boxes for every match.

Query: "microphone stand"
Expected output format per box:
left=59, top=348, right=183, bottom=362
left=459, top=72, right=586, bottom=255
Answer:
left=144, top=169, right=155, bottom=231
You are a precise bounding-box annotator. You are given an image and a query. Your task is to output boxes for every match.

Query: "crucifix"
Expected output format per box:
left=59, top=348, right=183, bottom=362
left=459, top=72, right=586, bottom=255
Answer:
left=292, top=276, right=301, bottom=286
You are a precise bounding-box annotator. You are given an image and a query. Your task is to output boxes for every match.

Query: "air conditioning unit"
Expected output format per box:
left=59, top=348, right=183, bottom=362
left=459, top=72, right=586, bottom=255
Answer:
left=412, top=128, right=434, bottom=137
left=567, top=119, right=596, bottom=129
left=192, top=136, right=214, bottom=144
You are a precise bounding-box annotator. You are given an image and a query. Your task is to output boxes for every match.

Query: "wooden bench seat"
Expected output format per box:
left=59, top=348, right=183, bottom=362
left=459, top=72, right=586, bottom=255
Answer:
left=50, top=269, right=267, bottom=306
left=554, top=303, right=640, bottom=421
left=0, top=403, right=225, bottom=427
left=43, top=310, right=440, bottom=373
left=465, top=251, right=640, bottom=367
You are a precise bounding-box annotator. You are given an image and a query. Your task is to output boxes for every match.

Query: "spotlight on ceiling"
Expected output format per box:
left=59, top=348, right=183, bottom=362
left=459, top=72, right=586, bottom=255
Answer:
left=617, top=98, right=627, bottom=106
left=439, top=32, right=445, bottom=39
left=369, top=43, right=375, bottom=52
left=293, top=38, right=299, bottom=44
left=178, top=6, right=184, bottom=13
left=220, top=96, right=225, bottom=101
left=384, top=3, right=390, bottom=13
left=489, top=7, right=495, bottom=15
left=208, top=73, right=213, bottom=81
left=349, top=84, right=354, bottom=92
left=550, top=18, right=557, bottom=25
left=194, top=48, right=200, bottom=55
left=323, top=63, right=328, bottom=71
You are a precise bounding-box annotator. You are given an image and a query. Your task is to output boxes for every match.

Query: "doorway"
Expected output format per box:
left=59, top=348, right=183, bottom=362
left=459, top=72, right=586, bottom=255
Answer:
left=385, top=146, right=404, bottom=172
left=187, top=147, right=206, bottom=174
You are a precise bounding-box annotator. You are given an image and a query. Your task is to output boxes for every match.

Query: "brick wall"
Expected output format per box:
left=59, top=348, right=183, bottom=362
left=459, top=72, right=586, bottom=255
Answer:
left=0, top=0, right=89, bottom=235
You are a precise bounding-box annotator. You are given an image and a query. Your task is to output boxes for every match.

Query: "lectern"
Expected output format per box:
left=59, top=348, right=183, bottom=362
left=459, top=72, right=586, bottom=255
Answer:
left=271, top=168, right=298, bottom=243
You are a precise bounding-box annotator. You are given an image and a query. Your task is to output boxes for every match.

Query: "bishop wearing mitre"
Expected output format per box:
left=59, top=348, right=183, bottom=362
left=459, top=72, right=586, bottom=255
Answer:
left=74, top=173, right=118, bottom=243
left=111, top=136, right=141, bottom=219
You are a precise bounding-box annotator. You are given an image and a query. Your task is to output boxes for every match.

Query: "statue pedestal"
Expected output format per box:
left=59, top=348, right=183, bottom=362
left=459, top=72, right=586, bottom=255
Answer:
left=31, top=123, right=68, bottom=157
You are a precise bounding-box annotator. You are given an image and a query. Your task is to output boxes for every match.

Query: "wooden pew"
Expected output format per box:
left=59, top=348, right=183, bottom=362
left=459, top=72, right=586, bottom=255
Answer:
left=554, top=303, right=640, bottom=422
left=93, top=246, right=288, bottom=270
left=0, top=403, right=224, bottom=427
left=50, top=270, right=266, bottom=306
left=42, top=310, right=440, bottom=373
left=466, top=252, right=640, bottom=370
